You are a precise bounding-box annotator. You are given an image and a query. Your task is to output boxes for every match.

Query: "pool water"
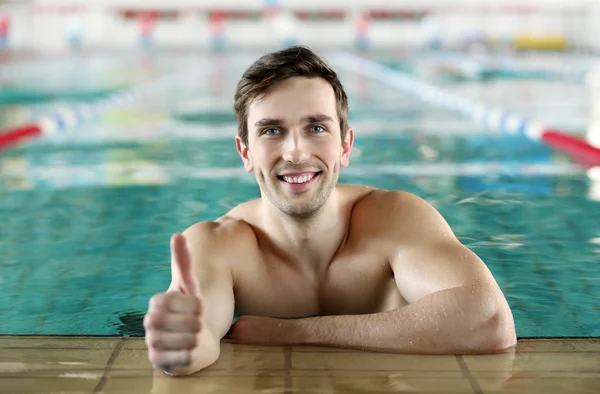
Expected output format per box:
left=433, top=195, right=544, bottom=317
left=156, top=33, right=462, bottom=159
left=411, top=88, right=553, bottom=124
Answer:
left=0, top=49, right=599, bottom=338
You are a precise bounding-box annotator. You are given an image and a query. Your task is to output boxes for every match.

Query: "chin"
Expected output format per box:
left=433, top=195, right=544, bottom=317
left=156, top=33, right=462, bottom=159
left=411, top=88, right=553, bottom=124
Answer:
left=290, top=193, right=332, bottom=216
left=283, top=205, right=323, bottom=219
left=274, top=196, right=325, bottom=218
left=262, top=176, right=336, bottom=216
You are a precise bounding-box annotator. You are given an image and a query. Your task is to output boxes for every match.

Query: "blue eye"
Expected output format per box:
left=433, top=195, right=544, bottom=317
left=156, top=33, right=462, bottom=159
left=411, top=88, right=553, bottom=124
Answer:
left=311, top=125, right=325, bottom=133
left=264, top=128, right=281, bottom=135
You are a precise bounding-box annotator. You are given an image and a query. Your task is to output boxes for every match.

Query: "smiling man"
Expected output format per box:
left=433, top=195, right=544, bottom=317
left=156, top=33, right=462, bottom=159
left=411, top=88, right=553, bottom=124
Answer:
left=143, top=46, right=517, bottom=376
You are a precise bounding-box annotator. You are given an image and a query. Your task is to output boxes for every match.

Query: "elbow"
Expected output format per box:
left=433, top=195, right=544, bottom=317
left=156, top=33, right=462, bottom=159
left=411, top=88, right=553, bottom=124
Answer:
left=462, top=285, right=516, bottom=353
left=487, top=311, right=517, bottom=352
left=477, top=297, right=517, bottom=353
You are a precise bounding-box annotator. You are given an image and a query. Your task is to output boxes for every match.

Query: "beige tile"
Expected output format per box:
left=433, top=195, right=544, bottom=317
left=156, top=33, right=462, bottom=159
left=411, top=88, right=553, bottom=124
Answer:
left=464, top=351, right=600, bottom=373
left=292, top=351, right=461, bottom=372
left=516, top=339, right=600, bottom=353
left=3, top=337, right=598, bottom=394
left=219, top=341, right=286, bottom=353
left=292, top=374, right=474, bottom=393
left=113, top=346, right=284, bottom=373
left=123, top=338, right=284, bottom=353
left=481, top=377, right=600, bottom=394
left=109, top=367, right=155, bottom=379
left=111, top=349, right=154, bottom=371
left=122, top=338, right=148, bottom=350
left=110, top=367, right=286, bottom=379
left=0, top=376, right=101, bottom=394
left=461, top=351, right=518, bottom=373
left=123, top=338, right=285, bottom=352
left=0, top=336, right=120, bottom=349
left=103, top=374, right=283, bottom=394
left=473, top=370, right=600, bottom=393
left=290, top=370, right=466, bottom=378
left=0, top=348, right=114, bottom=372
left=463, top=345, right=600, bottom=392
left=292, top=345, right=366, bottom=353
left=206, top=344, right=285, bottom=372
left=0, top=369, right=106, bottom=378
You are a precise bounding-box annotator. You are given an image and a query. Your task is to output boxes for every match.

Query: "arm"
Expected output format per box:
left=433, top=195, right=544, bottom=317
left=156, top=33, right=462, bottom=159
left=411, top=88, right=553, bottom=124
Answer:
left=230, top=192, right=516, bottom=354
left=165, top=222, right=235, bottom=375
left=282, top=281, right=514, bottom=354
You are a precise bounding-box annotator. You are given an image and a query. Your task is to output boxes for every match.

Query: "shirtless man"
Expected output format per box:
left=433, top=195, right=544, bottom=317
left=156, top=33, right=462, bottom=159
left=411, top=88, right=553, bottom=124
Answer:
left=143, top=46, right=517, bottom=377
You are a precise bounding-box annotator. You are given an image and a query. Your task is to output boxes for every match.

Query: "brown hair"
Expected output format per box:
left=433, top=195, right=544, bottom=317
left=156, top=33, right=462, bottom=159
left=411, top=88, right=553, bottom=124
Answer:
left=233, top=46, right=349, bottom=146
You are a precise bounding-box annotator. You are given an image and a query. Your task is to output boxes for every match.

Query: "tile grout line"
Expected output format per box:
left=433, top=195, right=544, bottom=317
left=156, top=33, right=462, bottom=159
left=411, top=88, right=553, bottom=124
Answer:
left=93, top=337, right=126, bottom=394
left=455, top=355, right=483, bottom=394
left=283, top=346, right=292, bottom=394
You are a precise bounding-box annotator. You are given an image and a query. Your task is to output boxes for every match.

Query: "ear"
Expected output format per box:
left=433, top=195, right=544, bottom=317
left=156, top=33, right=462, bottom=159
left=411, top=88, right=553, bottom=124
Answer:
left=235, top=135, right=254, bottom=172
left=340, top=127, right=354, bottom=168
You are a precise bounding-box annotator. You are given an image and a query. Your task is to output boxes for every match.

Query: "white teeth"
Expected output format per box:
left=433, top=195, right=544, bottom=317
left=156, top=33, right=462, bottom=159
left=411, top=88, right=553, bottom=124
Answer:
left=282, top=173, right=316, bottom=184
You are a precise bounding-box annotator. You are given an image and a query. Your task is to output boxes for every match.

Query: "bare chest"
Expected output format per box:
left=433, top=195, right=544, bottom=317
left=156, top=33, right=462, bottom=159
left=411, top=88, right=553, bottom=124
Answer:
left=233, top=249, right=406, bottom=318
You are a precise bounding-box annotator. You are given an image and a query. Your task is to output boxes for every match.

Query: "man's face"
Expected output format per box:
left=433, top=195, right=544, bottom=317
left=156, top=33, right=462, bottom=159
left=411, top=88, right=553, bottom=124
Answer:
left=236, top=77, right=353, bottom=218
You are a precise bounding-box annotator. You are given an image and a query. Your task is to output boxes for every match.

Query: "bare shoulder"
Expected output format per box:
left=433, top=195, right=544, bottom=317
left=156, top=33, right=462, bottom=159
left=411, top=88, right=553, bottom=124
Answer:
left=336, top=183, right=378, bottom=204
left=352, top=188, right=454, bottom=240
left=359, top=189, right=435, bottom=212
left=181, top=214, right=259, bottom=257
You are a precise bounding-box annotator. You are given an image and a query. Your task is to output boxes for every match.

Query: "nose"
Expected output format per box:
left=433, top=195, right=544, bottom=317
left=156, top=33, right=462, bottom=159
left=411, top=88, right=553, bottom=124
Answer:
left=281, top=131, right=311, bottom=164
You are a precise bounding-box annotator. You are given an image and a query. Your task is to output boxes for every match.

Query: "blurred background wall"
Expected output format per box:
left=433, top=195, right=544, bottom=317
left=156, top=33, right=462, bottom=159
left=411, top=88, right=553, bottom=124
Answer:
left=0, top=0, right=599, bottom=53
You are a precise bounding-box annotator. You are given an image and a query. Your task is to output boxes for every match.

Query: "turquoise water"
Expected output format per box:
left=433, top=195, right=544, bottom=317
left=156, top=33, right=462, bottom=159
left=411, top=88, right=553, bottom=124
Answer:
left=0, top=50, right=599, bottom=338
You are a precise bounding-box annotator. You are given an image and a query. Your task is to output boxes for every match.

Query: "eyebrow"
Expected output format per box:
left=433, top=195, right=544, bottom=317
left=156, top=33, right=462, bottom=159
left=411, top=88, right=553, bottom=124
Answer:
left=254, top=118, right=284, bottom=128
left=253, top=114, right=335, bottom=128
left=301, top=114, right=335, bottom=124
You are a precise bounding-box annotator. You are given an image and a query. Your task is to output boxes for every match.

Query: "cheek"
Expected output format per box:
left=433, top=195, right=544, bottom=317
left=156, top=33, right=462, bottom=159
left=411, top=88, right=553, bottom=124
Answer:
left=326, top=144, right=343, bottom=162
left=253, top=150, right=277, bottom=173
left=249, top=145, right=266, bottom=164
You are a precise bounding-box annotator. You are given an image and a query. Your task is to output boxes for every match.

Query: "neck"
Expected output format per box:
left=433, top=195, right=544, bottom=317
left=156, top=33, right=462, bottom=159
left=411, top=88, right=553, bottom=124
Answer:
left=260, top=189, right=348, bottom=272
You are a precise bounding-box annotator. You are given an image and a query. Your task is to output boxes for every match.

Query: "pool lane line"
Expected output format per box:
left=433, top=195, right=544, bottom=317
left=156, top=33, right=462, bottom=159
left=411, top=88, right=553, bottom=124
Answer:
left=424, top=50, right=590, bottom=83
left=0, top=67, right=200, bottom=152
left=330, top=51, right=600, bottom=167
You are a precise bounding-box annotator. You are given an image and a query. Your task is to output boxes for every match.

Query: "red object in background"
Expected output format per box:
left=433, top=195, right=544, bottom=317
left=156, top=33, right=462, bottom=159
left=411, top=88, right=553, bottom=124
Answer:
left=541, top=130, right=600, bottom=167
left=0, top=125, right=42, bottom=151
left=355, top=12, right=369, bottom=35
left=208, top=10, right=225, bottom=33
left=367, top=9, right=427, bottom=20
left=0, top=14, right=9, bottom=36
left=139, top=12, right=155, bottom=36
left=294, top=9, right=346, bottom=20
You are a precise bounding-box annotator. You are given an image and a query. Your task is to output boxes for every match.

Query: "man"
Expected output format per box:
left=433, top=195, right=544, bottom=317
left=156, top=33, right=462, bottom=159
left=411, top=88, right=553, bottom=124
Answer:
left=143, top=46, right=517, bottom=377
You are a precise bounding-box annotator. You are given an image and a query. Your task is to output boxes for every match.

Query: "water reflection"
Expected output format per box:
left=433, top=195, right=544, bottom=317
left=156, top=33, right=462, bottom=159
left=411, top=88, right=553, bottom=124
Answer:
left=147, top=346, right=517, bottom=394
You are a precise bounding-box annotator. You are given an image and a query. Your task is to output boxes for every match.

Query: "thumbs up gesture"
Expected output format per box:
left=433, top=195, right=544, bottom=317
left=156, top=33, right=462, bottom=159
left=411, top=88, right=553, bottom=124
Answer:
left=144, top=233, right=204, bottom=374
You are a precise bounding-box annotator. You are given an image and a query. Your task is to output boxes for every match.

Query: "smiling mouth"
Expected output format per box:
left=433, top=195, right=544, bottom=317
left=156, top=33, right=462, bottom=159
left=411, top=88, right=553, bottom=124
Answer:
left=277, top=172, right=321, bottom=184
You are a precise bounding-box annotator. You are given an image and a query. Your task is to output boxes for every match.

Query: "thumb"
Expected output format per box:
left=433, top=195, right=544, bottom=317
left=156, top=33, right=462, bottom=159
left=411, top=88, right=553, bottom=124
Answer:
left=171, top=233, right=201, bottom=298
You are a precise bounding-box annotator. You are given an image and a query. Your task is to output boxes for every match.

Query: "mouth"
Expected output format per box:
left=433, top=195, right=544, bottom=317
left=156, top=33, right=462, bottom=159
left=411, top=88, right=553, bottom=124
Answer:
left=277, top=172, right=321, bottom=191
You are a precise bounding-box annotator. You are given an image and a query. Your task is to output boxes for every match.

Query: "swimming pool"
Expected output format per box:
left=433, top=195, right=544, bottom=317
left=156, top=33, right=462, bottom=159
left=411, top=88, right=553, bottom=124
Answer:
left=0, top=49, right=598, bottom=338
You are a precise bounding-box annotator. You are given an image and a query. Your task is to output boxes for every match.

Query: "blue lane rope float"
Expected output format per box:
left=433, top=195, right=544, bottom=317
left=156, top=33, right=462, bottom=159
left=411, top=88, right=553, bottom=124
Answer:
left=330, top=51, right=600, bottom=166
left=0, top=69, right=196, bottom=150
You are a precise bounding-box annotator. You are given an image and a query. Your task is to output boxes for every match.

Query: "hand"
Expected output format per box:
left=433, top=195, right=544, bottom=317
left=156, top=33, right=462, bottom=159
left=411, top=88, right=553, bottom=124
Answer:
left=144, top=233, right=203, bottom=374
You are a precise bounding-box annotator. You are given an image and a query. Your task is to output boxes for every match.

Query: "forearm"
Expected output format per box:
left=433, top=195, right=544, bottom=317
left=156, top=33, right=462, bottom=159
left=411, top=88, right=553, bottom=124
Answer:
left=290, top=285, right=516, bottom=354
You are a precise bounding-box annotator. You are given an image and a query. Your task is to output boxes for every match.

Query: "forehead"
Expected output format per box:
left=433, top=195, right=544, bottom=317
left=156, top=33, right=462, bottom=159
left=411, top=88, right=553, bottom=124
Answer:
left=247, top=77, right=337, bottom=122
